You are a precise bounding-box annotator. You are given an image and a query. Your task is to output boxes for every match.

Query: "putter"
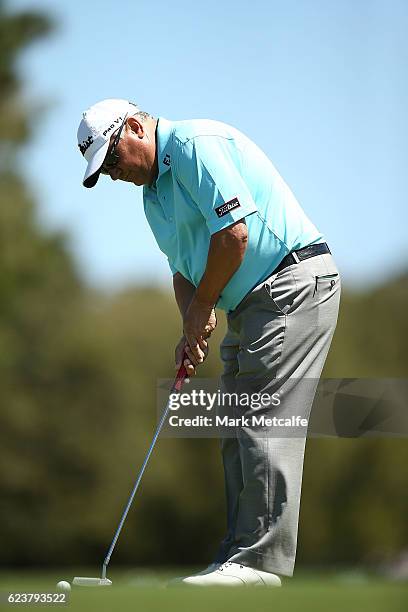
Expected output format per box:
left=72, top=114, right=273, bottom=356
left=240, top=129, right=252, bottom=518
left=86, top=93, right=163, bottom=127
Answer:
left=73, top=354, right=189, bottom=587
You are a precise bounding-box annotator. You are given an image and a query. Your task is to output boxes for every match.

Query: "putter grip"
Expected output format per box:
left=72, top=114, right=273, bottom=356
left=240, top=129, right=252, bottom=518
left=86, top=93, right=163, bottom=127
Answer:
left=172, top=351, right=189, bottom=392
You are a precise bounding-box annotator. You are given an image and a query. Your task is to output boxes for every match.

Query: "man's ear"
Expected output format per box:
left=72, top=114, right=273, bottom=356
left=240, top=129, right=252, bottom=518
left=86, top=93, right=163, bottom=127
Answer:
left=127, top=116, right=145, bottom=138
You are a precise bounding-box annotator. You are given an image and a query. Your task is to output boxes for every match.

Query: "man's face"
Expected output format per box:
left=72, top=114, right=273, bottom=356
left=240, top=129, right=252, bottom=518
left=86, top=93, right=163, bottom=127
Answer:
left=101, top=116, right=156, bottom=186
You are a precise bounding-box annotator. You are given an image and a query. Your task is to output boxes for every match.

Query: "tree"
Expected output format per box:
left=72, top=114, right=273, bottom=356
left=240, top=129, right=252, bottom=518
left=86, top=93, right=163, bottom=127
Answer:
left=0, top=0, right=406, bottom=569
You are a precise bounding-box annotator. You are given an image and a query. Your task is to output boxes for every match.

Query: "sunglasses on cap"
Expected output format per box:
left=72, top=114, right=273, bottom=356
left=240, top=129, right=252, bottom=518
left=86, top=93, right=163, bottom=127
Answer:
left=100, top=113, right=128, bottom=175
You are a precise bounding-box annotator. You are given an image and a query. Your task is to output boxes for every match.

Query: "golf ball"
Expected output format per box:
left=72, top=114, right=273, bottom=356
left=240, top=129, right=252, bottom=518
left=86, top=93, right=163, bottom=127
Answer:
left=56, top=581, right=71, bottom=591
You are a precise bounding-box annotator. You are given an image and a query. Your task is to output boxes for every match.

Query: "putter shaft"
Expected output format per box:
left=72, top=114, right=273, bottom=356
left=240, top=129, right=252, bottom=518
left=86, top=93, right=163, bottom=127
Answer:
left=101, top=358, right=188, bottom=579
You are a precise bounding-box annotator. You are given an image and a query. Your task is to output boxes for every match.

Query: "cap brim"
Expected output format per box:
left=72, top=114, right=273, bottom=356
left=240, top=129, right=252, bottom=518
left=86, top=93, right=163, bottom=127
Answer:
left=82, top=140, right=110, bottom=188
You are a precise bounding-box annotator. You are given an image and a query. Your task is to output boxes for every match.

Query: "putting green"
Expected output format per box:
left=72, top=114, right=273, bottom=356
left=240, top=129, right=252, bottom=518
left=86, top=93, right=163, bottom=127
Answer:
left=0, top=568, right=406, bottom=612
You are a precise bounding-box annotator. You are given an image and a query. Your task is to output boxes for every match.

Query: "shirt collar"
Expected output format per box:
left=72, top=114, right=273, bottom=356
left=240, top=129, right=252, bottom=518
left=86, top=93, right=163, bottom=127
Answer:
left=156, top=117, right=174, bottom=180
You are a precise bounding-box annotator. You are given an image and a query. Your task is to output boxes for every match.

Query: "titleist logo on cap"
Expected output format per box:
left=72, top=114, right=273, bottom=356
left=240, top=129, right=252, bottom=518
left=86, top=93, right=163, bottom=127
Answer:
left=78, top=135, right=93, bottom=156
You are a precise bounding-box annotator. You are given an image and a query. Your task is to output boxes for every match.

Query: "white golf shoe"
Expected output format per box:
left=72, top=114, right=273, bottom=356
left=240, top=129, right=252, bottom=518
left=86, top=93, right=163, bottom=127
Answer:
left=181, top=561, right=282, bottom=587
left=167, top=562, right=221, bottom=586
left=192, top=562, right=222, bottom=576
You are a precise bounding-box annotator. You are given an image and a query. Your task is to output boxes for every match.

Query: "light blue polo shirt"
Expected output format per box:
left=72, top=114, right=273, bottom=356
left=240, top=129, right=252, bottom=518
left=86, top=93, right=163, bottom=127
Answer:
left=143, top=117, right=324, bottom=312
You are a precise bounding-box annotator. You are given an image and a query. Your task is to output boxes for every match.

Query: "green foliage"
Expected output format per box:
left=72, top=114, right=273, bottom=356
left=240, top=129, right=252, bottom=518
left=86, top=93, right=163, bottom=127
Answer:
left=0, top=1, right=406, bottom=570
left=324, top=274, right=408, bottom=377
left=0, top=1, right=53, bottom=149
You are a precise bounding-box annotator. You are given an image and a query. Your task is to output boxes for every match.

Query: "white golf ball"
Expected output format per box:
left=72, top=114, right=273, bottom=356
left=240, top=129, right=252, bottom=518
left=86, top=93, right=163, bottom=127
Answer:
left=56, top=581, right=71, bottom=591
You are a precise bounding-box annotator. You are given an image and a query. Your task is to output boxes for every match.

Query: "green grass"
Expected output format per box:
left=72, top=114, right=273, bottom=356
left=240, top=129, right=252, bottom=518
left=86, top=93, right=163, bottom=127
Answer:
left=0, top=568, right=406, bottom=612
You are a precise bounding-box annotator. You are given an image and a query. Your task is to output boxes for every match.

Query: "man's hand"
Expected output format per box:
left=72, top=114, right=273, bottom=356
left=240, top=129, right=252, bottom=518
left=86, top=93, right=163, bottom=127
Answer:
left=183, top=298, right=217, bottom=364
left=175, top=334, right=209, bottom=377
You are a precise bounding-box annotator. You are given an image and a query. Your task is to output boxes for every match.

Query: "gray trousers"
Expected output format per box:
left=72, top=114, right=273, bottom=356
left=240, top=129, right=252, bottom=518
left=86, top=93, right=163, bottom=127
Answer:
left=215, top=253, right=341, bottom=576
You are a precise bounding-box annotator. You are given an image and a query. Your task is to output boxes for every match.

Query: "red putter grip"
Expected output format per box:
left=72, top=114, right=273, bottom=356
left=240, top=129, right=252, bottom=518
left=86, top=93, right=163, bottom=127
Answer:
left=172, top=351, right=189, bottom=392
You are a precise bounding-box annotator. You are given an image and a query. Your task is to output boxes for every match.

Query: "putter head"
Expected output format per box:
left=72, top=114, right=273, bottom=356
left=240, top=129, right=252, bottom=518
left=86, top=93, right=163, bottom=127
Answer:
left=72, top=577, right=112, bottom=587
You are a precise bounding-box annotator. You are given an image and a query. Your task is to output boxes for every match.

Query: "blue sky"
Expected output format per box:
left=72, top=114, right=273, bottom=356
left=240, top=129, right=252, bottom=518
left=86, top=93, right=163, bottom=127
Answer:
left=9, top=0, right=408, bottom=292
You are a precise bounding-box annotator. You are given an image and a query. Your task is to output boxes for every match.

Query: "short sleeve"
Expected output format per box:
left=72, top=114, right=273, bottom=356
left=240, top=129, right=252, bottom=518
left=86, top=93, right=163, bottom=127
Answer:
left=168, top=258, right=178, bottom=275
left=175, top=136, right=257, bottom=234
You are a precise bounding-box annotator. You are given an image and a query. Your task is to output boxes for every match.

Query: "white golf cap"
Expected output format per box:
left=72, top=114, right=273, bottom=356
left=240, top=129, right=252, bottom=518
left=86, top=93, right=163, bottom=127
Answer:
left=77, top=98, right=139, bottom=188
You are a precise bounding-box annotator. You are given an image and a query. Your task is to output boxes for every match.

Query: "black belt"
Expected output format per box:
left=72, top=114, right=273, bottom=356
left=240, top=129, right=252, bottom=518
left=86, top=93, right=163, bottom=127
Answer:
left=273, top=243, right=331, bottom=275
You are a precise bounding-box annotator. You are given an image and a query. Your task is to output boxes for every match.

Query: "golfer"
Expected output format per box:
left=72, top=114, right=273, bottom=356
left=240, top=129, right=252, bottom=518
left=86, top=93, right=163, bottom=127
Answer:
left=77, top=99, right=341, bottom=587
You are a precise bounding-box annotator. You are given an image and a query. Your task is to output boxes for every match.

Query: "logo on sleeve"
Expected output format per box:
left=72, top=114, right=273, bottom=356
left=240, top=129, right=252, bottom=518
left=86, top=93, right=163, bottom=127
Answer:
left=215, top=197, right=241, bottom=218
